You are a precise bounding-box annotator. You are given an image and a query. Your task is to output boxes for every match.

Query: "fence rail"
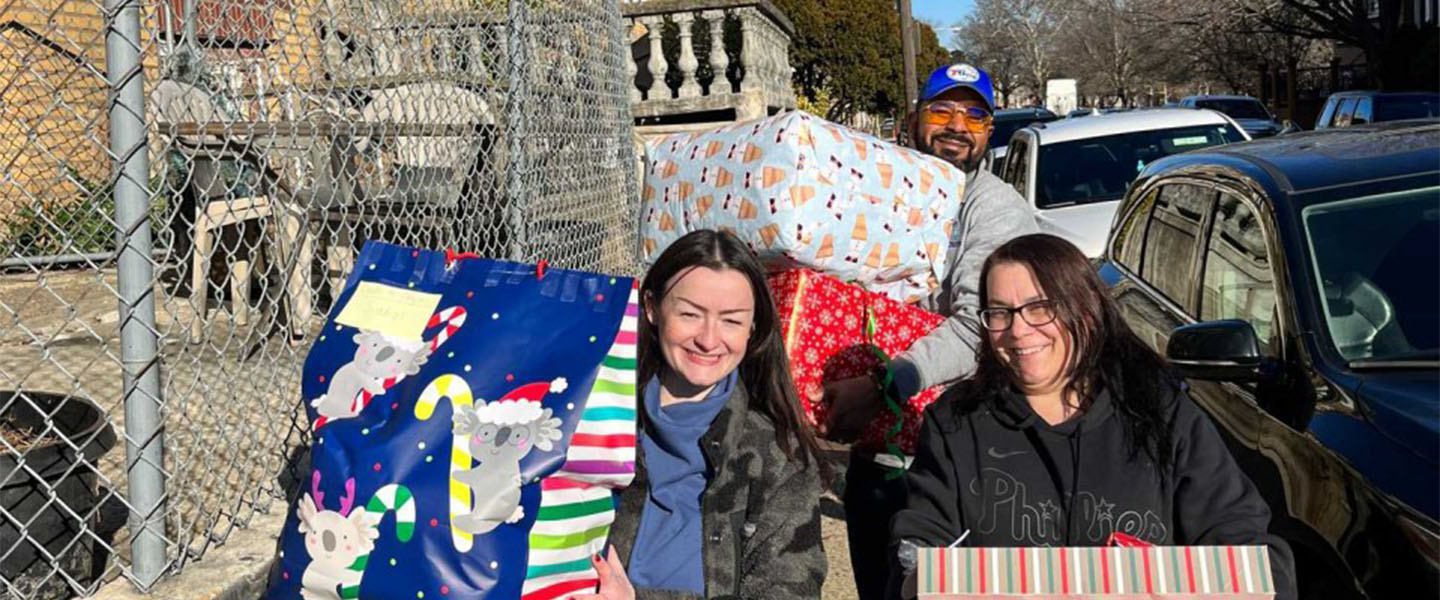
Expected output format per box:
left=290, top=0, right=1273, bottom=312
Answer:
left=0, top=0, right=637, bottom=595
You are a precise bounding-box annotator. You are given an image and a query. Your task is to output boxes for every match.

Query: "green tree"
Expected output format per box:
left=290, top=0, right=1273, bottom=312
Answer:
left=777, top=0, right=950, bottom=121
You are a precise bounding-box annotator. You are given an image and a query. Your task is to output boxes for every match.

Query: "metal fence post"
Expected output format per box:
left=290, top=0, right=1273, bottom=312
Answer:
left=103, top=0, right=168, bottom=588
left=505, top=0, right=531, bottom=263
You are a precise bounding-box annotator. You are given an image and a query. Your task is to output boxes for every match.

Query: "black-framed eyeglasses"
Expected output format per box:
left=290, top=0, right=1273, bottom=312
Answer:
left=978, top=299, right=1057, bottom=332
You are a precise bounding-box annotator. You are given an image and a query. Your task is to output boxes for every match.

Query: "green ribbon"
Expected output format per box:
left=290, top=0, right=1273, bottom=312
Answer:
left=863, top=305, right=908, bottom=480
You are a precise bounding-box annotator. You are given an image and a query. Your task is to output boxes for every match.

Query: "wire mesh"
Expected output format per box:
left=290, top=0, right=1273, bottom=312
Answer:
left=0, top=0, right=637, bottom=595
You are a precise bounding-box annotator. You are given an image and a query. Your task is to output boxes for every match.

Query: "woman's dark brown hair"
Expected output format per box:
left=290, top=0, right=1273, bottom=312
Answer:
left=971, top=233, right=1177, bottom=471
left=638, top=229, right=828, bottom=477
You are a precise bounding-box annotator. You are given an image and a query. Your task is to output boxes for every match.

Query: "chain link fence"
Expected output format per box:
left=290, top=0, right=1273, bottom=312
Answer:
left=0, top=0, right=637, bottom=595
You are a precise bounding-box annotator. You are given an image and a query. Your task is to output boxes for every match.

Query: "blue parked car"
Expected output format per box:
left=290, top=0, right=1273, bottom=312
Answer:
left=1098, top=120, right=1439, bottom=599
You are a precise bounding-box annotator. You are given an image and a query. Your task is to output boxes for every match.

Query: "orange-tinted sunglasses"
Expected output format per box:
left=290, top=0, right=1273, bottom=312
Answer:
left=920, top=102, right=993, bottom=133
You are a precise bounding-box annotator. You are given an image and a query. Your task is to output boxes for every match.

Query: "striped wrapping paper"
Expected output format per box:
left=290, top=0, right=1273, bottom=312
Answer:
left=520, top=286, right=639, bottom=600
left=918, top=546, right=1275, bottom=599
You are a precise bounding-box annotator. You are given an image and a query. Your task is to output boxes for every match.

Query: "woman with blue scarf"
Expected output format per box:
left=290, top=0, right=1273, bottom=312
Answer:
left=577, top=229, right=829, bottom=600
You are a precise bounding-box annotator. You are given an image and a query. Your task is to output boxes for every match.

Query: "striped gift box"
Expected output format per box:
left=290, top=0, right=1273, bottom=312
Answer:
left=520, top=286, right=640, bottom=600
left=917, top=546, right=1275, bottom=599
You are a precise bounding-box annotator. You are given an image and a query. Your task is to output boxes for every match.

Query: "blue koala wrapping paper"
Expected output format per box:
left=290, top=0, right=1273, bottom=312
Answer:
left=639, top=110, right=965, bottom=303
left=267, top=241, right=639, bottom=600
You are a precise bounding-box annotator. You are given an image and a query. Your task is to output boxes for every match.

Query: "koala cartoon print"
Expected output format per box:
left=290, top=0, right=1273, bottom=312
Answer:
left=296, top=471, right=415, bottom=600
left=312, top=332, right=431, bottom=420
left=450, top=379, right=566, bottom=535
left=311, top=306, right=467, bottom=429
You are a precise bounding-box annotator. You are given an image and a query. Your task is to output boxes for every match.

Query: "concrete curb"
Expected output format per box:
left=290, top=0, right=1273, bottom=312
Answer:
left=90, top=509, right=283, bottom=600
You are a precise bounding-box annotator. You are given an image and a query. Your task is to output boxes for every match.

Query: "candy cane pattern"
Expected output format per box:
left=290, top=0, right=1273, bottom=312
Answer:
left=312, top=306, right=468, bottom=431
left=335, top=484, right=416, bottom=599
left=413, top=374, right=478, bottom=552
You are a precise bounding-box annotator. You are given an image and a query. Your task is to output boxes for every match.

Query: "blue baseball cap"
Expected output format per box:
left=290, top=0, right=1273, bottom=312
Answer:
left=921, top=63, right=995, bottom=111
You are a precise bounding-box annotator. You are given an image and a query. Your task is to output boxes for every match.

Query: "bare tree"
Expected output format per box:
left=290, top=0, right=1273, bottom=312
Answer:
left=954, top=0, right=1070, bottom=107
left=1247, top=0, right=1438, bottom=90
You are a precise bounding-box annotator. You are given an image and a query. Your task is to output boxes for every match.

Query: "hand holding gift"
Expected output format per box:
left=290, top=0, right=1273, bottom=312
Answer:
left=817, top=374, right=886, bottom=443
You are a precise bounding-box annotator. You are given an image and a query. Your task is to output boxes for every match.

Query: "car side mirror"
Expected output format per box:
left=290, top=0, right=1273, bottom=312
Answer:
left=1165, top=320, right=1275, bottom=381
left=1279, top=120, right=1301, bottom=135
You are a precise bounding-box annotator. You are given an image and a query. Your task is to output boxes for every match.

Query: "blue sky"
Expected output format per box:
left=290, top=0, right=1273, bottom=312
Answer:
left=912, top=0, right=975, bottom=49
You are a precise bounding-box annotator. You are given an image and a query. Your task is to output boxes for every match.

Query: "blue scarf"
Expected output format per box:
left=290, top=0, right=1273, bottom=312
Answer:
left=626, top=371, right=737, bottom=594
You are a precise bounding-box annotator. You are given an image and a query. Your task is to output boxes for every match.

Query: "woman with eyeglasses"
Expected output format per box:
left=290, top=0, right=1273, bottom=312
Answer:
left=887, top=234, right=1296, bottom=599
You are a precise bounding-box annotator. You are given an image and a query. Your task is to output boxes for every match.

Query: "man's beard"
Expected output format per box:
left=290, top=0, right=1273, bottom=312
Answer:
left=916, top=133, right=985, bottom=172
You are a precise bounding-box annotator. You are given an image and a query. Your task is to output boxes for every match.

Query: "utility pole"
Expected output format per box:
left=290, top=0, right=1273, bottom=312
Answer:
left=898, top=0, right=918, bottom=109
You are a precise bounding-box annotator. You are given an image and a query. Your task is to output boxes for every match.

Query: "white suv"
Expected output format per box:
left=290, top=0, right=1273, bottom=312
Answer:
left=999, top=108, right=1249, bottom=257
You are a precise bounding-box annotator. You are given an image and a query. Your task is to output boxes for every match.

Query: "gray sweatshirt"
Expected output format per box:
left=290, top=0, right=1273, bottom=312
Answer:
left=888, top=167, right=1038, bottom=401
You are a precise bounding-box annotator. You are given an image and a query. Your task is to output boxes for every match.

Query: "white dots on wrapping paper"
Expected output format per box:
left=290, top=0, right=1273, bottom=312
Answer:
left=361, top=428, right=370, bottom=435
left=317, top=438, right=325, bottom=445
left=566, top=403, right=574, bottom=410
left=464, top=365, right=472, bottom=372
left=418, top=441, right=426, bottom=450
left=279, top=551, right=285, bottom=558
left=491, top=313, right=499, bottom=320
left=368, top=264, right=376, bottom=270
left=425, top=456, right=433, bottom=463
left=489, top=561, right=498, bottom=570
left=319, top=336, right=326, bottom=342
left=335, top=324, right=343, bottom=331
left=408, top=282, right=415, bottom=288
left=589, top=336, right=597, bottom=343
left=447, top=351, right=455, bottom=358
left=390, top=558, right=397, bottom=566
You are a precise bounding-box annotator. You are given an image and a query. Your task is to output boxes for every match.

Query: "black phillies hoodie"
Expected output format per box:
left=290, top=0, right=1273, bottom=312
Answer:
left=889, top=380, right=1297, bottom=599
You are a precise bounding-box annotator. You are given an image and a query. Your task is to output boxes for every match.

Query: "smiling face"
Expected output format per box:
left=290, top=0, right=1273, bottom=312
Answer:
left=645, top=266, right=755, bottom=396
left=912, top=87, right=993, bottom=172
left=984, top=261, right=1073, bottom=397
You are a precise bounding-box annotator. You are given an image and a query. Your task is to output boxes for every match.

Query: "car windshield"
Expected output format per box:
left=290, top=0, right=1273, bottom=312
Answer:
left=1195, top=99, right=1270, bottom=120
left=1303, top=186, right=1440, bottom=363
left=1035, top=124, right=1245, bottom=209
left=992, top=116, right=1051, bottom=149
left=1375, top=95, right=1440, bottom=121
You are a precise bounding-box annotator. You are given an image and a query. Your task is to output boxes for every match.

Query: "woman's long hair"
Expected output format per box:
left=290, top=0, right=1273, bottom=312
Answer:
left=638, top=229, right=828, bottom=477
left=969, top=233, right=1177, bottom=473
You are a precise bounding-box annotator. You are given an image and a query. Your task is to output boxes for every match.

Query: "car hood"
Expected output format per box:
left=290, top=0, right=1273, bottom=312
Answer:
left=1034, top=201, right=1120, bottom=258
left=1357, top=370, right=1440, bottom=468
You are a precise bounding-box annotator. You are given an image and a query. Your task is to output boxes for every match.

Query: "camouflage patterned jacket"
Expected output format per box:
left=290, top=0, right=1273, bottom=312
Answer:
left=609, top=380, right=827, bottom=599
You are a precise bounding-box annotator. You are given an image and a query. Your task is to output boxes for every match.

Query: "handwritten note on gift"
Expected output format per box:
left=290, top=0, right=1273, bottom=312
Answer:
left=334, top=282, right=442, bottom=342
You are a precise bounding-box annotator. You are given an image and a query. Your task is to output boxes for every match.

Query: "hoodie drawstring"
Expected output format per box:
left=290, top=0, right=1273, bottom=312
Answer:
left=1064, top=422, right=1085, bottom=546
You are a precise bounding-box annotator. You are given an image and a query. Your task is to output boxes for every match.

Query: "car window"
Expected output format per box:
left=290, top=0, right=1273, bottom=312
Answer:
left=1304, top=186, right=1440, bottom=362
left=1200, top=193, right=1276, bottom=342
left=1374, top=95, right=1440, bottom=121
left=1111, top=187, right=1156, bottom=274
left=1316, top=98, right=1339, bottom=129
left=1194, top=99, right=1269, bottom=120
left=1003, top=134, right=1031, bottom=199
left=1034, top=125, right=1242, bottom=209
left=1352, top=98, right=1373, bottom=125
left=991, top=119, right=1030, bottom=150
left=1142, top=182, right=1214, bottom=312
left=1333, top=98, right=1357, bottom=127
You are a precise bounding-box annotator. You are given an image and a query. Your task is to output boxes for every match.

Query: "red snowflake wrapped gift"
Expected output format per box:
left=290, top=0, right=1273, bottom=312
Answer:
left=768, top=269, right=947, bottom=455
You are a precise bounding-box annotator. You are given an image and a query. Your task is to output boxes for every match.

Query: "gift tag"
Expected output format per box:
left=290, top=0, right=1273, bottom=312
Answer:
left=334, top=281, right=442, bottom=342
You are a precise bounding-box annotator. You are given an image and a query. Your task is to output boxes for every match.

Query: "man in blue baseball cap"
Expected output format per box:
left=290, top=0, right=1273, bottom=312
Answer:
left=818, top=63, right=1038, bottom=600
left=910, top=62, right=997, bottom=171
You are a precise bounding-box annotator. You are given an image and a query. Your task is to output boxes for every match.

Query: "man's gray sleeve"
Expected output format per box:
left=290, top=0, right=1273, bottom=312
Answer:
left=888, top=180, right=1038, bottom=399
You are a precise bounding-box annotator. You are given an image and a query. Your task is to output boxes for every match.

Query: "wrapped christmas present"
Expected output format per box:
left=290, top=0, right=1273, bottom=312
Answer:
left=268, top=241, right=639, bottom=599
left=768, top=268, right=947, bottom=457
left=641, top=110, right=965, bottom=303
left=917, top=545, right=1277, bottom=599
